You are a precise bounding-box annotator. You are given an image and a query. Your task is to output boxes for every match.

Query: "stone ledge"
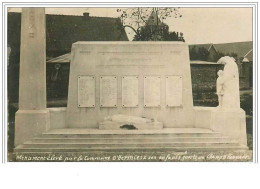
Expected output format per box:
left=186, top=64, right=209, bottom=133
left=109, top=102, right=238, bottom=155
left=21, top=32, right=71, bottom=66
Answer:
left=48, top=107, right=67, bottom=112
left=99, top=121, right=163, bottom=130
left=48, top=107, right=67, bottom=129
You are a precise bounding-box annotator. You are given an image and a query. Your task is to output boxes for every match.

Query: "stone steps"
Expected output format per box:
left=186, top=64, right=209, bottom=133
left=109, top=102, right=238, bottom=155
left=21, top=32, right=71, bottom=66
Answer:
left=22, top=141, right=240, bottom=148
left=14, top=128, right=248, bottom=153
left=14, top=146, right=247, bottom=153
left=38, top=133, right=223, bottom=139
left=32, top=137, right=235, bottom=143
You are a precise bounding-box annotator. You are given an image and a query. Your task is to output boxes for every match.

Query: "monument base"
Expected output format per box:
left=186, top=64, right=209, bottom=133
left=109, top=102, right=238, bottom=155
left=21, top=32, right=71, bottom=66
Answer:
left=211, top=108, right=247, bottom=146
left=194, top=107, right=247, bottom=146
left=99, top=121, right=163, bottom=130
left=14, top=127, right=249, bottom=156
left=15, top=109, right=50, bottom=146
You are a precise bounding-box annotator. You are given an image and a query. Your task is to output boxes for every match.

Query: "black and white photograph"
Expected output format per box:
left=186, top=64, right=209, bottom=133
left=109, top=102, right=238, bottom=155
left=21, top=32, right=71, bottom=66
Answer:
left=3, top=5, right=256, bottom=162
left=1, top=1, right=260, bottom=189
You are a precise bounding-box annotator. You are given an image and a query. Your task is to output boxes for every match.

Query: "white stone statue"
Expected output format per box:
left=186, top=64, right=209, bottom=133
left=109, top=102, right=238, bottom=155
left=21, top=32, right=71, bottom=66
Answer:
left=217, top=56, right=240, bottom=109
left=216, top=70, right=224, bottom=107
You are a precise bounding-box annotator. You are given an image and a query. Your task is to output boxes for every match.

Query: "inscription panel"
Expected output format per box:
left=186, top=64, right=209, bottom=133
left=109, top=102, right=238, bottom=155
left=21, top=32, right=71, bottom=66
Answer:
left=144, top=76, right=161, bottom=107
left=122, top=76, right=139, bottom=107
left=166, top=76, right=182, bottom=107
left=100, top=76, right=117, bottom=107
left=78, top=76, right=95, bottom=107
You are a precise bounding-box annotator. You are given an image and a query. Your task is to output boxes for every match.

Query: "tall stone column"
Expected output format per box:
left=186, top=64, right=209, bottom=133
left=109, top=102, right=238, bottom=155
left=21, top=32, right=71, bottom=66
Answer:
left=15, top=8, right=50, bottom=146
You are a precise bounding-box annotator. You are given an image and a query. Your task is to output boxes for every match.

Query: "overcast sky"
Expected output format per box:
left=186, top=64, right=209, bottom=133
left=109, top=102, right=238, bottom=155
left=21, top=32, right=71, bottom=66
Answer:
left=9, top=7, right=253, bottom=44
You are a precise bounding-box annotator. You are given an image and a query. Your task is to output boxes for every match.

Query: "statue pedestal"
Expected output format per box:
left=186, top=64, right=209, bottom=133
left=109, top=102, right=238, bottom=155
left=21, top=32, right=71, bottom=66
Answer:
left=211, top=108, right=247, bottom=146
left=99, top=121, right=163, bottom=130
left=194, top=107, right=247, bottom=147
left=15, top=110, right=50, bottom=146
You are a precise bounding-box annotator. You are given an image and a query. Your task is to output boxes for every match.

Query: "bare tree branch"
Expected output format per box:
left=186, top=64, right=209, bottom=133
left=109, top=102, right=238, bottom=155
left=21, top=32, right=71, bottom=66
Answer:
left=123, top=25, right=139, bottom=35
left=117, top=8, right=183, bottom=41
left=137, top=8, right=148, bottom=25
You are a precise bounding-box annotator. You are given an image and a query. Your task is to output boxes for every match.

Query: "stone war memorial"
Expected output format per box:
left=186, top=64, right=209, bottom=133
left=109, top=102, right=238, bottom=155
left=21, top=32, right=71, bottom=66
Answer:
left=13, top=8, right=250, bottom=162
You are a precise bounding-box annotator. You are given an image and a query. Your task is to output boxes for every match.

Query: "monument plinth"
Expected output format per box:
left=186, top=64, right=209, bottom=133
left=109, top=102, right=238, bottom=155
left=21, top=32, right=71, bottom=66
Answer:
left=66, top=42, right=194, bottom=129
left=15, top=8, right=50, bottom=146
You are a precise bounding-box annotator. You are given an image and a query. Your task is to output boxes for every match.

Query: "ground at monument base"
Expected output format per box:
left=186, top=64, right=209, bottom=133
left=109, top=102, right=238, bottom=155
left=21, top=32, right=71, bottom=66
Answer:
left=14, top=128, right=248, bottom=156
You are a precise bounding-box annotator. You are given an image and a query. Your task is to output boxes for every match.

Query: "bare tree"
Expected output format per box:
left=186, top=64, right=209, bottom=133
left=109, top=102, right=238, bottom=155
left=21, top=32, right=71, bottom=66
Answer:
left=117, top=7, right=182, bottom=37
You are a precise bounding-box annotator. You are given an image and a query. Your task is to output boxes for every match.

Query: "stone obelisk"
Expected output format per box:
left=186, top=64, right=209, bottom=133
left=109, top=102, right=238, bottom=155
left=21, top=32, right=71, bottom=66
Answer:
left=15, top=8, right=50, bottom=146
